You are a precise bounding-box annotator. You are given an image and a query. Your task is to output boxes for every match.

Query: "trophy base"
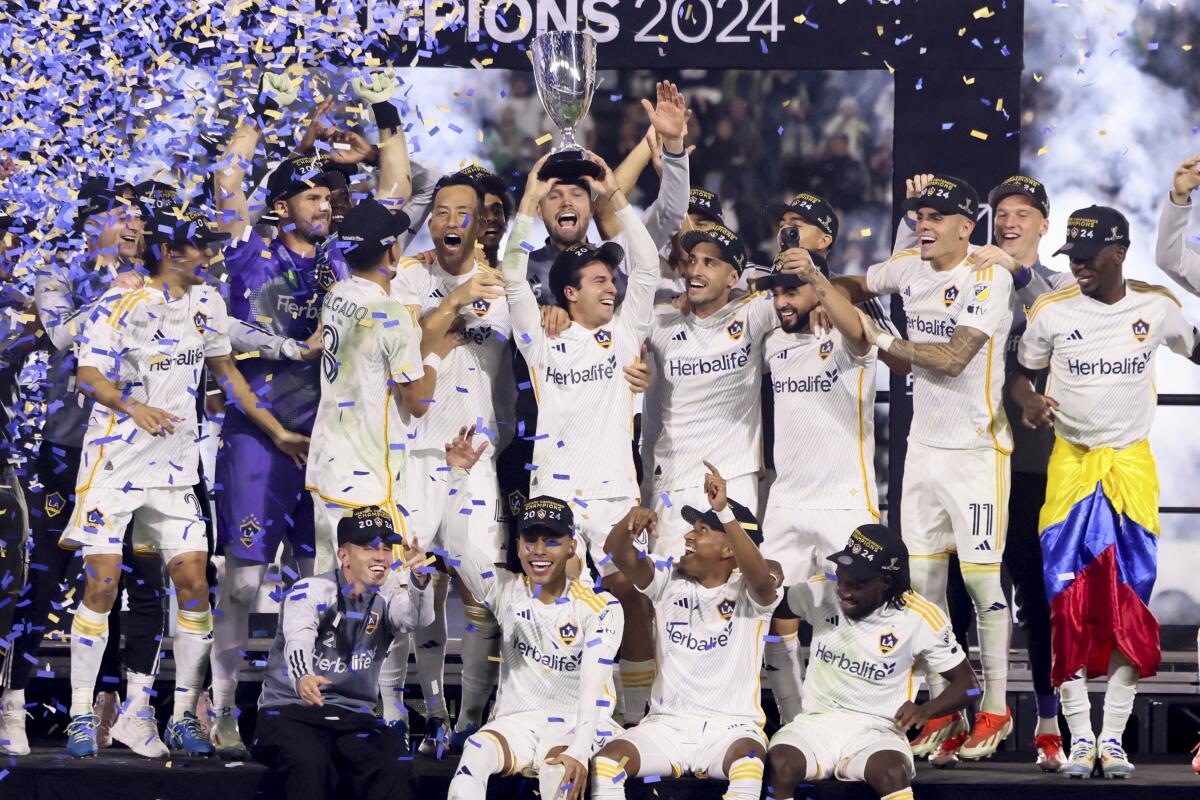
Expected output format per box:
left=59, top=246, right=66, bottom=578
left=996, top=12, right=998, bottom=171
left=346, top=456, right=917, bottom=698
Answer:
left=538, top=150, right=603, bottom=181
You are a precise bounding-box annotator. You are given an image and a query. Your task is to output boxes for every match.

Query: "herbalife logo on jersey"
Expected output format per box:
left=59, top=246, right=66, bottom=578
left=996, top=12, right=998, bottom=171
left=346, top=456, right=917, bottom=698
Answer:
left=667, top=344, right=752, bottom=378
left=513, top=635, right=582, bottom=671
left=150, top=345, right=204, bottom=372
left=544, top=354, right=617, bottom=386
left=1067, top=350, right=1150, bottom=377
left=813, top=642, right=896, bottom=681
left=774, top=366, right=839, bottom=395
left=907, top=316, right=956, bottom=339
left=665, top=620, right=732, bottom=651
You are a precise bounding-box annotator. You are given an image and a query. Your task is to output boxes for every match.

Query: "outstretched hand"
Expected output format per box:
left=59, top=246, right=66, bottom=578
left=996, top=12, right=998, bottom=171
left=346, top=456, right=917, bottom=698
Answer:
left=445, top=425, right=489, bottom=470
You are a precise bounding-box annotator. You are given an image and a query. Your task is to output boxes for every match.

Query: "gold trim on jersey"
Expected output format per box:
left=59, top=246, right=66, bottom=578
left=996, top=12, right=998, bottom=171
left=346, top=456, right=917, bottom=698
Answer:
left=108, top=287, right=152, bottom=328
left=567, top=578, right=608, bottom=612
left=1026, top=283, right=1080, bottom=323
left=889, top=248, right=919, bottom=262
left=902, top=590, right=948, bottom=632
left=1128, top=279, right=1182, bottom=308
left=855, top=367, right=880, bottom=519
left=982, top=335, right=1012, bottom=455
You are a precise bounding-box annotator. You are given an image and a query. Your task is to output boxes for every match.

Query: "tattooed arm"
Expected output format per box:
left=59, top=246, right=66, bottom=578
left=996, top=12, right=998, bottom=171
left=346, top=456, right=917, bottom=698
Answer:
left=859, top=316, right=989, bottom=377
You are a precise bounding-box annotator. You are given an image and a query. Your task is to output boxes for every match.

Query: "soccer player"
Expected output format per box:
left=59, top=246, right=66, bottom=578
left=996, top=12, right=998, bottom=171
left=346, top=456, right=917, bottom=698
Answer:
left=593, top=465, right=779, bottom=800
left=766, top=524, right=979, bottom=800
left=1156, top=155, right=1200, bottom=294
left=60, top=207, right=309, bottom=757
left=442, top=428, right=623, bottom=800
left=1011, top=205, right=1200, bottom=779
left=251, top=506, right=431, bottom=800
left=503, top=151, right=659, bottom=724
left=848, top=176, right=1015, bottom=762
left=754, top=247, right=878, bottom=724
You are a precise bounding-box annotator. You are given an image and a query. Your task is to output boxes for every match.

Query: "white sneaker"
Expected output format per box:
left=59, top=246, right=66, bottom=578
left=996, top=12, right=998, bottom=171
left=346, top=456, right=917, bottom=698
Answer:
left=111, top=710, right=170, bottom=758
left=1098, top=738, right=1135, bottom=778
left=210, top=714, right=248, bottom=756
left=1061, top=736, right=1097, bottom=778
left=93, top=691, right=120, bottom=749
left=0, top=707, right=30, bottom=755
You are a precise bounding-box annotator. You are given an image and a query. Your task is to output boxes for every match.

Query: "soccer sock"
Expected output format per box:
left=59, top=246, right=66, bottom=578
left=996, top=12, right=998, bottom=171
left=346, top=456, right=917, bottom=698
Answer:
left=1035, top=692, right=1060, bottom=735
left=210, top=562, right=263, bottom=708
left=765, top=633, right=804, bottom=724
left=70, top=605, right=110, bottom=716
left=446, top=731, right=503, bottom=800
left=538, top=760, right=567, bottom=800
left=591, top=755, right=627, bottom=800
left=125, top=670, right=155, bottom=715
left=908, top=555, right=949, bottom=703
left=1059, top=672, right=1094, bottom=742
left=619, top=659, right=655, bottom=724
left=961, top=563, right=1010, bottom=715
left=1099, top=653, right=1139, bottom=744
left=379, top=636, right=411, bottom=723
left=881, top=789, right=914, bottom=800
left=1, top=688, right=25, bottom=711
left=172, top=608, right=213, bottom=722
left=456, top=604, right=500, bottom=731
left=723, top=756, right=764, bottom=800
left=211, top=678, right=238, bottom=719
left=415, top=572, right=450, bottom=720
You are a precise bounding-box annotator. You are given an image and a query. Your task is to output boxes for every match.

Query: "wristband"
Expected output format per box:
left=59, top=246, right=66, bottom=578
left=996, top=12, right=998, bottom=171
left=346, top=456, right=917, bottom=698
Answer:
left=715, top=506, right=736, bottom=525
left=876, top=332, right=896, bottom=353
left=662, top=146, right=686, bottom=158
left=1012, top=265, right=1033, bottom=291
left=372, top=101, right=402, bottom=131
left=422, top=353, right=442, bottom=373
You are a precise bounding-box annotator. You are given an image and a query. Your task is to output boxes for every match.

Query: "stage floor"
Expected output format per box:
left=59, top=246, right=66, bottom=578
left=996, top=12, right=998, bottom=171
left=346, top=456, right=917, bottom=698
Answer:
left=3, top=748, right=1197, bottom=800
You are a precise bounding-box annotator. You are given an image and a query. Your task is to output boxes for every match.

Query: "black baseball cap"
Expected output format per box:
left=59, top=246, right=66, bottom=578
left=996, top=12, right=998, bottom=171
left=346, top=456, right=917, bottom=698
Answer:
left=988, top=174, right=1049, bottom=218
left=337, top=506, right=402, bottom=547
left=687, top=187, right=724, bottom=224
left=456, top=165, right=514, bottom=218
left=680, top=499, right=762, bottom=545
left=680, top=224, right=747, bottom=274
left=266, top=155, right=335, bottom=205
left=549, top=240, right=625, bottom=302
left=518, top=496, right=575, bottom=538
left=767, top=192, right=840, bottom=245
left=755, top=250, right=830, bottom=292
left=143, top=207, right=230, bottom=247
left=902, top=175, right=980, bottom=219
left=1053, top=205, right=1130, bottom=261
left=134, top=180, right=182, bottom=212
left=827, top=524, right=907, bottom=580
left=75, top=176, right=138, bottom=230
left=336, top=198, right=412, bottom=269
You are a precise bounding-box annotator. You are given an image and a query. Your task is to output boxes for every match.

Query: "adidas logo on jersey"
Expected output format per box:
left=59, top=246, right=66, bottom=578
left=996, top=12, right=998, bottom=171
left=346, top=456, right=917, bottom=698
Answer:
left=975, top=540, right=992, bottom=550
left=552, top=342, right=567, bottom=353
left=671, top=330, right=687, bottom=342
left=1068, top=329, right=1084, bottom=341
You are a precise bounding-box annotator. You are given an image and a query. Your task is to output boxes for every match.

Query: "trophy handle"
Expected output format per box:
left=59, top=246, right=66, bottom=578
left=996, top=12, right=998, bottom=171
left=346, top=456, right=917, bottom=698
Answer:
left=538, top=151, right=604, bottom=182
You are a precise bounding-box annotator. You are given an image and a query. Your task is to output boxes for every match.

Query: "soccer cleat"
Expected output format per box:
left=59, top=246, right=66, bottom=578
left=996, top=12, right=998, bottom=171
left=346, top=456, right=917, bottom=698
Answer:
left=111, top=710, right=170, bottom=758
left=210, top=714, right=248, bottom=756
left=910, top=712, right=963, bottom=759
left=384, top=718, right=410, bottom=753
left=930, top=730, right=970, bottom=768
left=1061, top=736, right=1097, bottom=778
left=1034, top=733, right=1067, bottom=772
left=0, top=706, right=30, bottom=756
left=66, top=714, right=99, bottom=758
left=1097, top=738, right=1134, bottom=779
left=166, top=712, right=216, bottom=757
left=449, top=723, right=479, bottom=754
left=93, top=691, right=120, bottom=748
left=417, top=716, right=447, bottom=757
left=959, top=708, right=1014, bottom=760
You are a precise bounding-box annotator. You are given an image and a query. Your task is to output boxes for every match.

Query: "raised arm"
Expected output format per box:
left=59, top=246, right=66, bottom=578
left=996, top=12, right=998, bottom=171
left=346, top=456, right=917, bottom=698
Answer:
left=777, top=248, right=869, bottom=356
left=351, top=71, right=413, bottom=206
left=602, top=506, right=657, bottom=590
left=506, top=155, right=558, bottom=347
left=1155, top=155, right=1200, bottom=297
left=703, top=461, right=777, bottom=606
left=441, top=427, right=501, bottom=602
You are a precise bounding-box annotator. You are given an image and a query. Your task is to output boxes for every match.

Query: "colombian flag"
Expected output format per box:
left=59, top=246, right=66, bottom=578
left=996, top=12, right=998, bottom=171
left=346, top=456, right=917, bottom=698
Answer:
left=1039, top=437, right=1161, bottom=686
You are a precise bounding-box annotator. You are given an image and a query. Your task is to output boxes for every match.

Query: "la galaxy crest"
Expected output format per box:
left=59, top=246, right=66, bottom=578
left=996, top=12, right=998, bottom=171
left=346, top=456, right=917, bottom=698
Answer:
left=1132, top=318, right=1150, bottom=343
left=86, top=508, right=105, bottom=529
left=239, top=514, right=262, bottom=549
left=819, top=339, right=834, bottom=360
left=943, top=286, right=959, bottom=308
left=471, top=298, right=491, bottom=318
left=718, top=598, right=736, bottom=621
left=45, top=491, right=65, bottom=518
left=594, top=329, right=613, bottom=349
left=558, top=621, right=579, bottom=646
left=193, top=311, right=209, bottom=336
left=365, top=610, right=381, bottom=636
left=727, top=319, right=745, bottom=341
left=879, top=630, right=899, bottom=655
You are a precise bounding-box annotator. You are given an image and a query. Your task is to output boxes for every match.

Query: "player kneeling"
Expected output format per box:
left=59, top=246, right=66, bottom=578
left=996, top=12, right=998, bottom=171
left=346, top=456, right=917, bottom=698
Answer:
left=592, top=463, right=781, bottom=800
left=443, top=428, right=623, bottom=800
left=767, top=525, right=979, bottom=800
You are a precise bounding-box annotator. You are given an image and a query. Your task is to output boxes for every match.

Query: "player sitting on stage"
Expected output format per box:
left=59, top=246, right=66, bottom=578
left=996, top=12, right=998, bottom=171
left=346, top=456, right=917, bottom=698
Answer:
left=767, top=524, right=979, bottom=800
left=443, top=427, right=623, bottom=800
left=592, top=463, right=781, bottom=800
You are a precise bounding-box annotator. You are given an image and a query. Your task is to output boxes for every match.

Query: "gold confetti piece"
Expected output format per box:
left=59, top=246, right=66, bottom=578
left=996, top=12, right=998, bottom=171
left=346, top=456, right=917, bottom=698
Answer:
left=876, top=25, right=884, bottom=36
left=963, top=75, right=976, bottom=85
left=1037, top=145, right=1049, bottom=156
left=235, top=351, right=260, bottom=360
left=1098, top=130, right=1106, bottom=136
left=883, top=60, right=895, bottom=74
left=996, top=97, right=1004, bottom=111
left=793, top=14, right=807, bottom=24
left=535, top=133, right=553, bottom=145
left=958, top=27, right=967, bottom=36
left=860, top=228, right=873, bottom=238
left=970, top=129, right=989, bottom=141
left=1033, top=72, right=1044, bottom=82
left=973, top=6, right=994, bottom=19
left=1184, top=44, right=1194, bottom=52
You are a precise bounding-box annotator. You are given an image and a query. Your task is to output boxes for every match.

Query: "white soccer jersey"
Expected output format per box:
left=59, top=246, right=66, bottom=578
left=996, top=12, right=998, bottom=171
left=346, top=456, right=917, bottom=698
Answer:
left=1019, top=280, right=1199, bottom=450
left=867, top=251, right=1014, bottom=452
left=786, top=577, right=966, bottom=725
left=640, top=568, right=781, bottom=726
left=75, top=284, right=231, bottom=490
left=764, top=327, right=879, bottom=511
left=391, top=255, right=515, bottom=455
left=504, top=207, right=658, bottom=501
left=648, top=293, right=777, bottom=492
left=305, top=276, right=423, bottom=507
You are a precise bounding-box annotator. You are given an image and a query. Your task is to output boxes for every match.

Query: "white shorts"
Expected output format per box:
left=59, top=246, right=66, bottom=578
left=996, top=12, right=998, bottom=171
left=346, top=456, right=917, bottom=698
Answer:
left=768, top=710, right=914, bottom=782
left=477, top=710, right=622, bottom=775
left=761, top=506, right=879, bottom=585
left=311, top=493, right=409, bottom=575
left=652, top=474, right=760, bottom=561
left=901, top=441, right=1009, bottom=565
left=573, top=497, right=638, bottom=578
left=614, top=714, right=766, bottom=780
left=61, top=485, right=208, bottom=561
left=405, top=448, right=505, bottom=559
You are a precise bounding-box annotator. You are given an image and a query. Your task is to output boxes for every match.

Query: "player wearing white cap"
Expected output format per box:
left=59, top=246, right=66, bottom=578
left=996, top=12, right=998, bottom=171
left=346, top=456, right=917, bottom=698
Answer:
left=592, top=464, right=780, bottom=800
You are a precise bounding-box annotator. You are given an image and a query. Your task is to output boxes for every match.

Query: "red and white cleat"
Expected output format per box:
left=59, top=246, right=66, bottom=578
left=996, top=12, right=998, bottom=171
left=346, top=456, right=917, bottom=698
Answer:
left=1034, top=733, right=1066, bottom=772
left=959, top=708, right=1014, bottom=760
left=910, top=712, right=966, bottom=759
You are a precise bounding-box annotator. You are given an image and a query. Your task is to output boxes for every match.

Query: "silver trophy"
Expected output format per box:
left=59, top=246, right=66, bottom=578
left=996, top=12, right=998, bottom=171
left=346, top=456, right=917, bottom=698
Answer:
left=531, top=31, right=602, bottom=181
